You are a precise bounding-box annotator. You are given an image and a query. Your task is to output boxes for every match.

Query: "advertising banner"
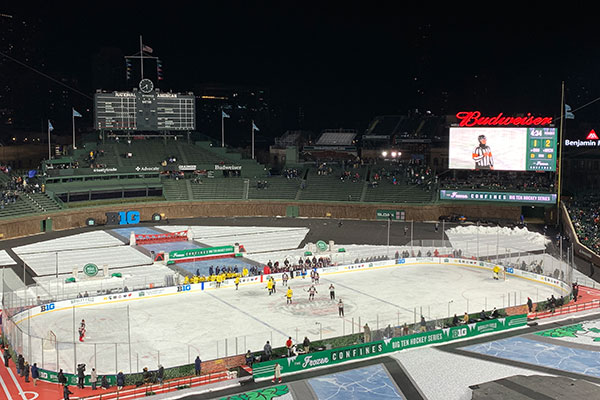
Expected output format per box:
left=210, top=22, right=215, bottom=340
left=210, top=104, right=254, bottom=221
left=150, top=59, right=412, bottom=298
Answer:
left=253, top=314, right=527, bottom=380
left=169, top=246, right=235, bottom=260
left=439, top=190, right=557, bottom=204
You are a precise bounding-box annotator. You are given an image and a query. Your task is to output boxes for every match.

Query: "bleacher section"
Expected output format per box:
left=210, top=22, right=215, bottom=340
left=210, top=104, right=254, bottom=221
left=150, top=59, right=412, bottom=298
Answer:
left=298, top=167, right=366, bottom=202
left=189, top=178, right=245, bottom=200
left=363, top=179, right=433, bottom=203
left=0, top=192, right=63, bottom=219
left=247, top=177, right=301, bottom=200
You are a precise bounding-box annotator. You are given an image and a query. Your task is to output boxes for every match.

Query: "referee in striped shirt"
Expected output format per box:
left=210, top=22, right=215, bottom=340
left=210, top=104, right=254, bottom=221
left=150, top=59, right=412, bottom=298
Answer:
left=472, top=134, right=494, bottom=169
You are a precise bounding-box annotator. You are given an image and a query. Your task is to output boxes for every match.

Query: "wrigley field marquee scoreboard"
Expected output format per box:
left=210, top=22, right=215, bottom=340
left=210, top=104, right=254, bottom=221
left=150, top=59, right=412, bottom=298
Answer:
left=94, top=79, right=195, bottom=131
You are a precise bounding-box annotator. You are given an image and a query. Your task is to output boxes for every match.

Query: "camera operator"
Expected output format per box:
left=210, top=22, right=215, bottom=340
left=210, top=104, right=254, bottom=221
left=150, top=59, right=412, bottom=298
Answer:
left=77, top=363, right=86, bottom=389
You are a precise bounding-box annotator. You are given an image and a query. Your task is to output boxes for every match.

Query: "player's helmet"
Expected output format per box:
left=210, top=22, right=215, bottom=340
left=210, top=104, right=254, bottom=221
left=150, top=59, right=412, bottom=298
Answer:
left=478, top=135, right=486, bottom=141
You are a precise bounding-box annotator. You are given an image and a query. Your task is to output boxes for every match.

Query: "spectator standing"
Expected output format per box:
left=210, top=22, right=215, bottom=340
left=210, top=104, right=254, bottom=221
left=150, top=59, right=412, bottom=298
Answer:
left=272, top=362, right=282, bottom=383
left=116, top=371, right=125, bottom=390
left=157, top=364, right=164, bottom=385
left=23, top=361, right=29, bottom=383
left=285, top=337, right=293, bottom=356
left=263, top=341, right=272, bottom=361
left=90, top=368, right=97, bottom=390
left=194, top=356, right=202, bottom=376
left=31, top=363, right=39, bottom=386
left=364, top=323, right=371, bottom=342
left=303, top=337, right=310, bottom=353
left=3, top=347, right=10, bottom=367
left=420, top=315, right=427, bottom=332
left=527, top=297, right=533, bottom=313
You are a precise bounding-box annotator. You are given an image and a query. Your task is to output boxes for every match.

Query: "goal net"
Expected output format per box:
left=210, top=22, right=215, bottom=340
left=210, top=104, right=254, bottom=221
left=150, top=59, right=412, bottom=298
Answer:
left=43, top=330, right=57, bottom=351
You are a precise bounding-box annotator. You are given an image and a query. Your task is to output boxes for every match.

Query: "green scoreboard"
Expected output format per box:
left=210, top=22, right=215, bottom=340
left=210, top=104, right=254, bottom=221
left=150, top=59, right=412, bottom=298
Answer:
left=526, top=127, right=557, bottom=171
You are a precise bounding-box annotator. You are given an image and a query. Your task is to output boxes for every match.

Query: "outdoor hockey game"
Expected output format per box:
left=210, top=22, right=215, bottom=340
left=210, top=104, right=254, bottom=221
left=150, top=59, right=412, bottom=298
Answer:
left=2, top=223, right=576, bottom=376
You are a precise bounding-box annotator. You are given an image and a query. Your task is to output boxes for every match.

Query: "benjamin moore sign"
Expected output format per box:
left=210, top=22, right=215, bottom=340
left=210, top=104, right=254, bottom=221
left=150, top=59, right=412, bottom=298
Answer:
left=169, top=245, right=235, bottom=260
left=253, top=314, right=527, bottom=380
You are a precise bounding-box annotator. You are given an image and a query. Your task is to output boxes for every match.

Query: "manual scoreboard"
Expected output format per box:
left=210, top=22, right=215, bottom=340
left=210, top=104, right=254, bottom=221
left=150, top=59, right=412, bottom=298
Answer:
left=94, top=79, right=195, bottom=131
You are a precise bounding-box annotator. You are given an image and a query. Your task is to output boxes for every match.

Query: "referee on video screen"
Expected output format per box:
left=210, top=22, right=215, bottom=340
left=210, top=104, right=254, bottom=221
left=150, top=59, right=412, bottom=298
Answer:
left=472, top=134, right=494, bottom=169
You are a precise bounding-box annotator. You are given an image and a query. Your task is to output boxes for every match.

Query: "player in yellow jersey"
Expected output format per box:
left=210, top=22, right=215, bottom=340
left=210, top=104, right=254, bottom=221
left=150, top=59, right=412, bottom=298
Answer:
left=286, top=287, right=293, bottom=304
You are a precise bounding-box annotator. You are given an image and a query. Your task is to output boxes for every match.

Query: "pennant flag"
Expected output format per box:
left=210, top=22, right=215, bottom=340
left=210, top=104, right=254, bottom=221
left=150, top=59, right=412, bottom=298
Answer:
left=73, top=109, right=82, bottom=118
left=142, top=45, right=153, bottom=54
left=252, top=121, right=260, bottom=131
left=586, top=130, right=599, bottom=140
left=565, top=104, right=575, bottom=120
left=48, top=120, right=54, bottom=132
left=222, top=110, right=230, bottom=119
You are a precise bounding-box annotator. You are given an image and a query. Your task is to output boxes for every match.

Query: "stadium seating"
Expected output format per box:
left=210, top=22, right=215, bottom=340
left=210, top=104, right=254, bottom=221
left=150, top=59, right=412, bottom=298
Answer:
left=247, top=177, right=301, bottom=200
left=189, top=178, right=245, bottom=200
left=297, top=166, right=366, bottom=202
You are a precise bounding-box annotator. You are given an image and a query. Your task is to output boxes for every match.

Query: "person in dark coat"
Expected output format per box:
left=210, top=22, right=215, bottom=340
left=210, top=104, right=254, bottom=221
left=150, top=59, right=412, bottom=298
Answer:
left=156, top=364, right=164, bottom=385
left=101, top=375, right=110, bottom=389
left=3, top=347, right=10, bottom=367
left=194, top=356, right=201, bottom=376
left=116, top=371, right=125, bottom=390
left=63, top=384, right=73, bottom=400
left=23, top=361, right=30, bottom=382
left=77, top=363, right=86, bottom=388
left=17, top=354, right=24, bottom=376
left=31, top=363, right=39, bottom=386
left=57, top=369, right=67, bottom=385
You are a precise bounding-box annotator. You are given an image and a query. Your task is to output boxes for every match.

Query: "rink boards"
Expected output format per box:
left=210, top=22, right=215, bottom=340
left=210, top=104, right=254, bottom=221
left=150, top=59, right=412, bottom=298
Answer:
left=11, top=256, right=569, bottom=330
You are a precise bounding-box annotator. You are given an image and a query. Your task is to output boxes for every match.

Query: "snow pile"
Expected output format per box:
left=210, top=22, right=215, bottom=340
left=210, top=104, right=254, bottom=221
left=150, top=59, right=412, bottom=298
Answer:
left=445, top=225, right=550, bottom=256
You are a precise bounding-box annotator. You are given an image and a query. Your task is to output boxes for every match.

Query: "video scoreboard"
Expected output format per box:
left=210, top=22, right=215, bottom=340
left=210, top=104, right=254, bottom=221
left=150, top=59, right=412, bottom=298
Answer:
left=94, top=80, right=195, bottom=131
left=449, top=127, right=557, bottom=172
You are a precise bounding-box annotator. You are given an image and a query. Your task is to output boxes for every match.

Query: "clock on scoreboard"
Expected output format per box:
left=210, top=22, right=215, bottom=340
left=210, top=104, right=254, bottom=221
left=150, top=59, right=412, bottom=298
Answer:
left=94, top=80, right=195, bottom=131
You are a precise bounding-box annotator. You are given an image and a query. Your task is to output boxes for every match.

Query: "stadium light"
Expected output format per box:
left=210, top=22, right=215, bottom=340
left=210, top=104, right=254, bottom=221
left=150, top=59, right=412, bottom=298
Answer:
left=381, top=151, right=388, bottom=157
left=391, top=152, right=397, bottom=158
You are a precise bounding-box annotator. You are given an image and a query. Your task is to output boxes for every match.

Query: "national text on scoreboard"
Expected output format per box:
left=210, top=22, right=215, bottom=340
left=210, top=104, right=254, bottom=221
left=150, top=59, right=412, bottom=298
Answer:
left=94, top=90, right=195, bottom=131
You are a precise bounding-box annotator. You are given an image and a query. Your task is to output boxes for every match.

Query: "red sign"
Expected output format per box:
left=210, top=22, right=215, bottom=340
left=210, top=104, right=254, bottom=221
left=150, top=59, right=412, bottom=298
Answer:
left=586, top=130, right=599, bottom=140
left=456, top=111, right=553, bottom=127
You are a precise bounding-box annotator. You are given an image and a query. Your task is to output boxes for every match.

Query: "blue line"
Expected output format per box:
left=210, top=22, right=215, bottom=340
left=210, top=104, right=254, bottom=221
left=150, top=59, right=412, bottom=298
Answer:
left=204, top=291, right=289, bottom=338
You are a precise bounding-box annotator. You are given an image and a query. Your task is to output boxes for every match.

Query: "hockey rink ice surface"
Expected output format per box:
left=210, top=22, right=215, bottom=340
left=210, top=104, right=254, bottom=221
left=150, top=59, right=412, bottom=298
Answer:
left=25, top=262, right=564, bottom=374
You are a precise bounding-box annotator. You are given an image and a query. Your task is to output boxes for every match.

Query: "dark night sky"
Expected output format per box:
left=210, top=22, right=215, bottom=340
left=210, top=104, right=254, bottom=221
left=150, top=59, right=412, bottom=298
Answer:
left=4, top=2, right=600, bottom=130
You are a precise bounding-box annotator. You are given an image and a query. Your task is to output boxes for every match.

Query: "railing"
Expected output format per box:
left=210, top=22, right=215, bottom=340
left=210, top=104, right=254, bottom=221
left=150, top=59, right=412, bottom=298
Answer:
left=0, top=250, right=580, bottom=383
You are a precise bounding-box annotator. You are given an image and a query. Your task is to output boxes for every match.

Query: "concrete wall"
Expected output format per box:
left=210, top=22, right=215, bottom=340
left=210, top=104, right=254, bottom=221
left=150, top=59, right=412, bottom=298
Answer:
left=0, top=200, right=522, bottom=240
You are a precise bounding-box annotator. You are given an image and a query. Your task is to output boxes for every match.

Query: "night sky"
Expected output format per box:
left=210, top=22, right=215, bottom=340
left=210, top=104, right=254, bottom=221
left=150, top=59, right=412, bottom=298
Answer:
left=4, top=2, right=600, bottom=130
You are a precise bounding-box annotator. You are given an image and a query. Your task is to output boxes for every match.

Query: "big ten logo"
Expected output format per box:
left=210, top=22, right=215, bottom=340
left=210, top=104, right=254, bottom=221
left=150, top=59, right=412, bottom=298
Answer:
left=177, top=284, right=191, bottom=292
left=397, top=259, right=406, bottom=264
left=506, top=267, right=514, bottom=274
left=451, top=327, right=467, bottom=339
left=105, top=211, right=141, bottom=225
left=41, top=303, right=55, bottom=312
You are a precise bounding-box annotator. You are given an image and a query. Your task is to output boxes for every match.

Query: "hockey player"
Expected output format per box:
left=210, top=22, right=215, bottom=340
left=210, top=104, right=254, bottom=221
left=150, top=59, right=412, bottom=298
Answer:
left=79, top=319, right=86, bottom=342
left=234, top=276, right=240, bottom=290
left=492, top=265, right=501, bottom=280
left=286, top=287, right=293, bottom=304
left=308, top=285, right=318, bottom=301
left=314, top=272, right=320, bottom=285
left=329, top=284, right=335, bottom=300
left=282, top=272, right=288, bottom=286
left=267, top=279, right=274, bottom=295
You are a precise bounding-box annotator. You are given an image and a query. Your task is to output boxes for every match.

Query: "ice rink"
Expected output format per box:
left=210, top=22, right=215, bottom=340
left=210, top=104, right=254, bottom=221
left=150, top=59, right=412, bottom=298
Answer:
left=23, top=260, right=565, bottom=375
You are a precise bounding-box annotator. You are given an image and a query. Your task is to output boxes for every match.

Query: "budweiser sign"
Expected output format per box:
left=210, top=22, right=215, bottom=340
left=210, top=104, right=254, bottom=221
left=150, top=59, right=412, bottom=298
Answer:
left=456, top=111, right=553, bottom=127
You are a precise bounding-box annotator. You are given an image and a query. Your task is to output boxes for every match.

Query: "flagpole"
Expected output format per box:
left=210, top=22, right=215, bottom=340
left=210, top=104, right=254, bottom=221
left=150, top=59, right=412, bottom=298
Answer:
left=221, top=109, right=225, bottom=147
left=556, top=81, right=565, bottom=226
left=139, top=35, right=144, bottom=79
left=251, top=120, right=255, bottom=160
left=47, top=121, right=51, bottom=160
left=72, top=108, right=76, bottom=149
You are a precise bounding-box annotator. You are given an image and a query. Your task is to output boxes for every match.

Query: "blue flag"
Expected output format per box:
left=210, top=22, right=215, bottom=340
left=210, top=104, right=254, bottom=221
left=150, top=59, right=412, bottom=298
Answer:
left=252, top=121, right=259, bottom=131
left=28, top=170, right=37, bottom=178
left=48, top=120, right=54, bottom=132
left=565, top=104, right=575, bottom=120
left=222, top=110, right=230, bottom=119
left=73, top=108, right=82, bottom=118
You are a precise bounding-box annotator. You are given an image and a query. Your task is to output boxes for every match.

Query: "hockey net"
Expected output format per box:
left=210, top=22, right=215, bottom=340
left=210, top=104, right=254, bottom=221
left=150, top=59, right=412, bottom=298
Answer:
left=43, top=330, right=57, bottom=350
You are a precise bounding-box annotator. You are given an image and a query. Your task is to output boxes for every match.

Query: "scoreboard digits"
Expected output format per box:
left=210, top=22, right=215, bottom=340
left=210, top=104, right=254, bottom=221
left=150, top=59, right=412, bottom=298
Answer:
left=526, top=128, right=556, bottom=171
